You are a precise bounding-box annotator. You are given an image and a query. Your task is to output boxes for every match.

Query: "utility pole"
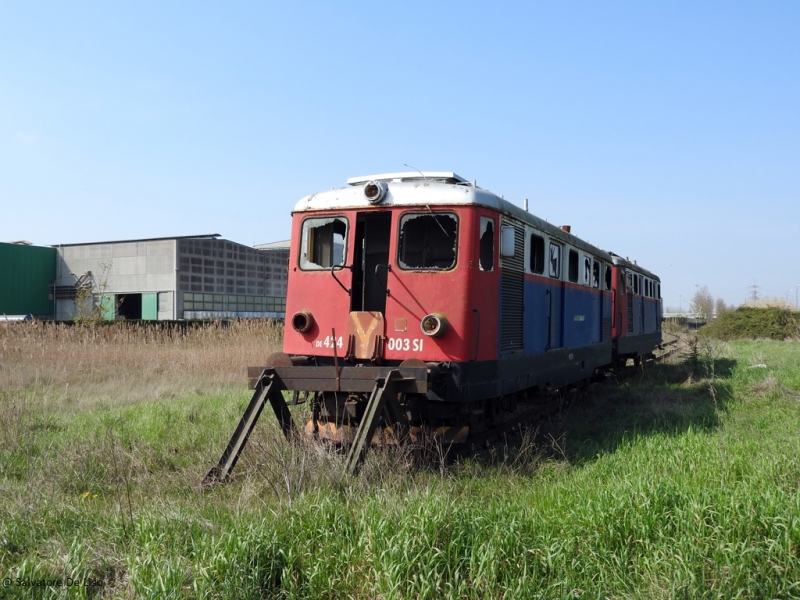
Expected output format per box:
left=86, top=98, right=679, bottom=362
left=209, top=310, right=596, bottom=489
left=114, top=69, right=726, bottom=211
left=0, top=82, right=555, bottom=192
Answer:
left=748, top=282, right=759, bottom=304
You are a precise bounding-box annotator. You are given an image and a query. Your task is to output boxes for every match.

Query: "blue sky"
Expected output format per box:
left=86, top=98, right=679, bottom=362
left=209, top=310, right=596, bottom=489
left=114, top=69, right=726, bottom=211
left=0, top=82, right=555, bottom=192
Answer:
left=2, top=1, right=798, bottom=309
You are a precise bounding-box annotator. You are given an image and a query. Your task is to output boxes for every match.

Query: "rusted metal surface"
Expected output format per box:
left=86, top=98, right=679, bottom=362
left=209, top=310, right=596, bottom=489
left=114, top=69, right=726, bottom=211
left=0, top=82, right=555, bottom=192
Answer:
left=202, top=369, right=295, bottom=487
left=345, top=311, right=385, bottom=360
left=304, top=420, right=469, bottom=446
left=345, top=370, right=405, bottom=475
left=246, top=365, right=428, bottom=393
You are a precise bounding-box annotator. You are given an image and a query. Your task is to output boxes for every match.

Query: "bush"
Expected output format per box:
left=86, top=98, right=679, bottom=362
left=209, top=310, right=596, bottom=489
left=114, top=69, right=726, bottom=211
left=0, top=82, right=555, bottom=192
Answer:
left=700, top=306, right=800, bottom=340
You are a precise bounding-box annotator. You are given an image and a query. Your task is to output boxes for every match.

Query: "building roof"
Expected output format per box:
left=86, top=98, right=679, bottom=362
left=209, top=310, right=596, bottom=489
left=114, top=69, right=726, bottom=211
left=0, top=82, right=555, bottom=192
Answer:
left=254, top=239, right=291, bottom=250
left=53, top=234, right=221, bottom=247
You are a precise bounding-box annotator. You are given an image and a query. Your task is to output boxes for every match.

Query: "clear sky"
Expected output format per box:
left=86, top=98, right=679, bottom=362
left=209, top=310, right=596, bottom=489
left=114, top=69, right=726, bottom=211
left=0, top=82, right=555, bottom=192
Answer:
left=2, top=1, right=798, bottom=310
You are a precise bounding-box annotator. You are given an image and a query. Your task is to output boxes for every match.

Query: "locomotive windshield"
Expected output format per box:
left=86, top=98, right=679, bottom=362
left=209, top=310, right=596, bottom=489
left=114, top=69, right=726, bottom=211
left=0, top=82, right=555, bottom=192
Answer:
left=397, top=212, right=458, bottom=270
left=300, top=216, right=347, bottom=270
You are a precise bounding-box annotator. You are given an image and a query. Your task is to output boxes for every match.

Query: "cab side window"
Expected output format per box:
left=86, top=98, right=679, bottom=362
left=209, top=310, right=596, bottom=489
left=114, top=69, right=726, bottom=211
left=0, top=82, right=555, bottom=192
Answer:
left=479, top=217, right=494, bottom=271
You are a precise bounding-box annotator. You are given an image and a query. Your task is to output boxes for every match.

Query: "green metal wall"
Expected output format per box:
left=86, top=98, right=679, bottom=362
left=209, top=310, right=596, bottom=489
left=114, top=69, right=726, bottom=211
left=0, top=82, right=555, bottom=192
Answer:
left=0, top=243, right=56, bottom=317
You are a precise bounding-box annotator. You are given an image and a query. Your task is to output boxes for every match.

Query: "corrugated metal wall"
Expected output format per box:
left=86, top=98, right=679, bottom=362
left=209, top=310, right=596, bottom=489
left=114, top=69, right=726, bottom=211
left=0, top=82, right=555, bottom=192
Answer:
left=0, top=243, right=56, bottom=316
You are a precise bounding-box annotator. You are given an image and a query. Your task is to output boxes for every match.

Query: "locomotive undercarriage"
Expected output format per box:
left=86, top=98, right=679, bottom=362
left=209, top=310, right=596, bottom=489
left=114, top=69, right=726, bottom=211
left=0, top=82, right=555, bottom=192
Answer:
left=203, top=345, right=659, bottom=486
left=304, top=389, right=519, bottom=447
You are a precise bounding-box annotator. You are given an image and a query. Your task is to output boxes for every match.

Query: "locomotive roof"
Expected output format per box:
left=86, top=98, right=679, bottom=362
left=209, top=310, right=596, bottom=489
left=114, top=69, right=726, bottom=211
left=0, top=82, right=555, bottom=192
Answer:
left=610, top=254, right=660, bottom=281
left=293, top=173, right=614, bottom=259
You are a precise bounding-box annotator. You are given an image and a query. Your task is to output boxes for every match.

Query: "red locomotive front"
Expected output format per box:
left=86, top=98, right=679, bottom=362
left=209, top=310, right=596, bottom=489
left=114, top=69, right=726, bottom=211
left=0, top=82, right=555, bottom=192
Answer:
left=283, top=173, right=499, bottom=365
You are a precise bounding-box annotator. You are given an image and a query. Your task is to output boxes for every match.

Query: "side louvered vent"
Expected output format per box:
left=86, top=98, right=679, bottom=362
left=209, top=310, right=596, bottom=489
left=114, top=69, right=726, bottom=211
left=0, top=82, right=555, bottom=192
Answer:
left=627, top=293, right=634, bottom=334
left=499, top=220, right=524, bottom=353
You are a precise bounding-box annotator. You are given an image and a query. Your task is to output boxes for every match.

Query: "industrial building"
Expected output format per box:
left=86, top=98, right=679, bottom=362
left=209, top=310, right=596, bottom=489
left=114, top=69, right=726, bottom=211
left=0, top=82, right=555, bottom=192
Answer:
left=1, top=235, right=289, bottom=321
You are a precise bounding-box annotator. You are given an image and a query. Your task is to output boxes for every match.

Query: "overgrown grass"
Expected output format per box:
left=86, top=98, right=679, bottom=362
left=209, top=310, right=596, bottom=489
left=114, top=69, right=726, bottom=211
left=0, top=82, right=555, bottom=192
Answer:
left=1, top=322, right=799, bottom=598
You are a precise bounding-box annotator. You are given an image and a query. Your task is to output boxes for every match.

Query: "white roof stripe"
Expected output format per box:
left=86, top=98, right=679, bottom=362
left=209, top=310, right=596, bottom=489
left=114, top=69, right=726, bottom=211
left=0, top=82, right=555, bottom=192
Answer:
left=346, top=171, right=468, bottom=185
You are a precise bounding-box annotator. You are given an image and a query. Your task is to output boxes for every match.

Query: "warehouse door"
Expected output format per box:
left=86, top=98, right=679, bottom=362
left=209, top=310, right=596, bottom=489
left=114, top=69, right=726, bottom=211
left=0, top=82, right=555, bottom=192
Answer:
left=141, top=293, right=157, bottom=320
left=116, top=294, right=142, bottom=320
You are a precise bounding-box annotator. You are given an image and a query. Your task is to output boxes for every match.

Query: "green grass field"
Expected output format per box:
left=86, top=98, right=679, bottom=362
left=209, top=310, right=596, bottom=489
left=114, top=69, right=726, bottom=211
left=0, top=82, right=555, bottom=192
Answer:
left=1, top=322, right=799, bottom=599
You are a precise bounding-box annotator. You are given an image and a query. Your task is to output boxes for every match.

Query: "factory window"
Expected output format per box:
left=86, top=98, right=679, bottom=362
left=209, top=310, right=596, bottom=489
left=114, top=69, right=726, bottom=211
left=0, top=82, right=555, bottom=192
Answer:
left=592, top=260, right=601, bottom=288
left=300, top=216, right=348, bottom=270
left=479, top=217, right=495, bottom=271
left=397, top=212, right=458, bottom=271
left=530, top=234, right=545, bottom=274
left=568, top=250, right=579, bottom=283
left=548, top=243, right=561, bottom=279
left=158, top=292, right=170, bottom=312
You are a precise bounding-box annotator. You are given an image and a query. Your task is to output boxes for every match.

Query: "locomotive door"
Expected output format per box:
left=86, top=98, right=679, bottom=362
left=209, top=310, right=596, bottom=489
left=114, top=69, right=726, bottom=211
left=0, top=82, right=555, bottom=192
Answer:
left=351, top=212, right=391, bottom=314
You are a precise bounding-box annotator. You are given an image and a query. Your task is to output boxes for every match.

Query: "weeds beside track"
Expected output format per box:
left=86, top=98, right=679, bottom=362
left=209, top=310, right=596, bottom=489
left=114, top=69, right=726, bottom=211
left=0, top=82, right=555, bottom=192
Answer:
left=1, top=322, right=799, bottom=599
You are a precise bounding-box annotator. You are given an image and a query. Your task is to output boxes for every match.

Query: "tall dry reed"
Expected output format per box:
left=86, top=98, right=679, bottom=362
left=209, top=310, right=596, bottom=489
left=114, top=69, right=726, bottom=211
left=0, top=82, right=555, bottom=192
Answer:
left=0, top=320, right=283, bottom=411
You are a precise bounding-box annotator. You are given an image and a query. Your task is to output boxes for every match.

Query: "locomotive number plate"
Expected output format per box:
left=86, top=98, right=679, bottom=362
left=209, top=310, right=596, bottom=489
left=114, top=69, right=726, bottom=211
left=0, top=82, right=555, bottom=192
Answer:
left=315, top=335, right=344, bottom=349
left=386, top=337, right=424, bottom=352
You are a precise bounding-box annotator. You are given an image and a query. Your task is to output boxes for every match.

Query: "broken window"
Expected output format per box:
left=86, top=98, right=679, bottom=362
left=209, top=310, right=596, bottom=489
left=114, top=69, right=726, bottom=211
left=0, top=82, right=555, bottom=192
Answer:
left=568, top=250, right=579, bottom=283
left=479, top=217, right=494, bottom=271
left=592, top=260, right=600, bottom=288
left=300, top=216, right=347, bottom=270
left=398, top=212, right=458, bottom=270
left=548, top=243, right=561, bottom=279
left=583, top=256, right=592, bottom=286
left=604, top=265, right=612, bottom=291
left=530, top=234, right=545, bottom=274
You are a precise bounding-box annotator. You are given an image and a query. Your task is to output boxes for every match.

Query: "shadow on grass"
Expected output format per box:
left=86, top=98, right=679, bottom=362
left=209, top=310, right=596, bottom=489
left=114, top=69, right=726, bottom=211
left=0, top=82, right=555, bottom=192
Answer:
left=534, top=355, right=737, bottom=466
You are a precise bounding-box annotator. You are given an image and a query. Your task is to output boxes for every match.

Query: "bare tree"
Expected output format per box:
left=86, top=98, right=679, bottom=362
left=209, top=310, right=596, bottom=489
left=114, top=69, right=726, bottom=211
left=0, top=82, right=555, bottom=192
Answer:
left=691, top=286, right=714, bottom=321
left=714, top=297, right=732, bottom=318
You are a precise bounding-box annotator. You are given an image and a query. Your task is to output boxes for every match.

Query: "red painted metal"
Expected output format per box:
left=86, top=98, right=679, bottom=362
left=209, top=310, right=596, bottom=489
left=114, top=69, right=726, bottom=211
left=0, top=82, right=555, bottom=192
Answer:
left=283, top=206, right=500, bottom=363
left=611, top=263, right=628, bottom=339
